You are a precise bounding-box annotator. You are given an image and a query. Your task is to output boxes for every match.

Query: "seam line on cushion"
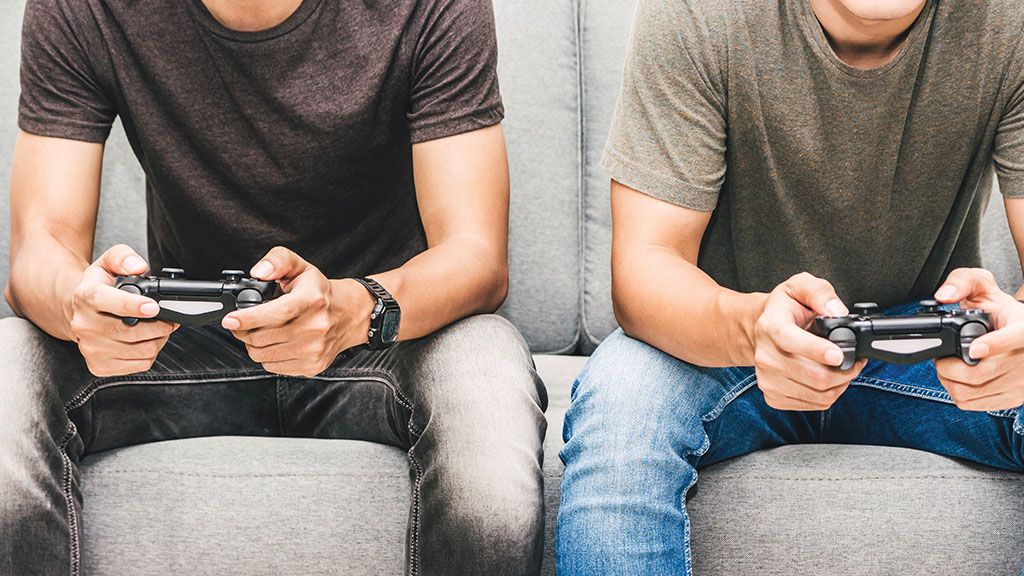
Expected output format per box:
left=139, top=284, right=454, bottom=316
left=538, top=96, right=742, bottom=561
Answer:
left=574, top=0, right=586, bottom=354
left=82, top=470, right=410, bottom=479
left=703, top=475, right=1024, bottom=482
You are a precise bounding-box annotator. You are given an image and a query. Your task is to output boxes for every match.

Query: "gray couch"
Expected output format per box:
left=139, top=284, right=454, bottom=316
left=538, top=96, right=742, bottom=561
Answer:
left=2, top=0, right=1023, bottom=574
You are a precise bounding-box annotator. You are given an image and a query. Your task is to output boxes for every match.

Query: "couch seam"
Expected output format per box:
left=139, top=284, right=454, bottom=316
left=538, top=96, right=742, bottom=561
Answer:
left=573, top=0, right=586, bottom=354
left=702, top=475, right=1024, bottom=482
left=82, top=470, right=410, bottom=479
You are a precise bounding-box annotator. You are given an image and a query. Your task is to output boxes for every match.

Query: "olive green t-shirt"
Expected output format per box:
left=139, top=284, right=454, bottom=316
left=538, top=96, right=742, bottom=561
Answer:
left=602, top=0, right=1024, bottom=308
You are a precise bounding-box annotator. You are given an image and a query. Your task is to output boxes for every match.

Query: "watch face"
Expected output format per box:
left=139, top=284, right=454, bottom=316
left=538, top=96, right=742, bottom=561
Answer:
left=381, top=309, right=401, bottom=342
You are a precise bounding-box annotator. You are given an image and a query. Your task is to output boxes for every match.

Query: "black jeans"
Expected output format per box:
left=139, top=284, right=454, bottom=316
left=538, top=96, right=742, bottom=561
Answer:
left=0, top=314, right=548, bottom=576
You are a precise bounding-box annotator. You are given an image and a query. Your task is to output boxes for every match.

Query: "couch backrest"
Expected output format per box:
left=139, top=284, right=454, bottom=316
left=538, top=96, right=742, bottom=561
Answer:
left=1, top=0, right=1022, bottom=354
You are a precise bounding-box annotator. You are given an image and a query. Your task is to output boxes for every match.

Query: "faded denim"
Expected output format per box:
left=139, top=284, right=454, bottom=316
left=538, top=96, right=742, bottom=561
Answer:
left=0, top=314, right=547, bottom=576
left=558, top=304, right=1024, bottom=576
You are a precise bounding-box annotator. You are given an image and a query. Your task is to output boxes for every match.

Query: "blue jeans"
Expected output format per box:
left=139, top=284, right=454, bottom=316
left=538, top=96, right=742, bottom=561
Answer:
left=557, top=322, right=1024, bottom=575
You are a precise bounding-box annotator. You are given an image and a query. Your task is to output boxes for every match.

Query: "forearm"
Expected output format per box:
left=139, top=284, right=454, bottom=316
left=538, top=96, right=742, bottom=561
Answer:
left=613, top=244, right=766, bottom=367
left=6, top=233, right=89, bottom=341
left=345, top=234, right=506, bottom=342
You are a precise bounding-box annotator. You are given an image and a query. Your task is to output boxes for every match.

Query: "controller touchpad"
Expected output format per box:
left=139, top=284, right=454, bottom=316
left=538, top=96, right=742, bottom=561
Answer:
left=159, top=301, right=225, bottom=315
left=870, top=338, right=943, bottom=354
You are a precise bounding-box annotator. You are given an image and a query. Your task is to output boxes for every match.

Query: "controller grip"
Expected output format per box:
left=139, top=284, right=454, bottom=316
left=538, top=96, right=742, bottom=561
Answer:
left=959, top=321, right=988, bottom=366
left=826, top=327, right=858, bottom=371
left=118, top=283, right=142, bottom=326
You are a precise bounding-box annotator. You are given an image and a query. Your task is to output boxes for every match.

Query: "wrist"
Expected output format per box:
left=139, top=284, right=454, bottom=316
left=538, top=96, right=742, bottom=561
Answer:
left=331, top=278, right=376, bottom=349
left=722, top=290, right=768, bottom=366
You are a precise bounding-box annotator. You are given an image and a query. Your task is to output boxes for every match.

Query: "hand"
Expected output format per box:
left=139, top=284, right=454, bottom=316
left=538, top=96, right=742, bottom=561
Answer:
left=753, top=272, right=867, bottom=411
left=933, top=268, right=1024, bottom=411
left=68, top=244, right=178, bottom=376
left=222, top=247, right=374, bottom=377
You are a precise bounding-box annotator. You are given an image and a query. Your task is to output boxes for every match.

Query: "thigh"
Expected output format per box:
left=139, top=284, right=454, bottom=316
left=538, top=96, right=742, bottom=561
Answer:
left=283, top=314, right=546, bottom=449
left=74, top=324, right=282, bottom=455
left=828, top=360, right=1024, bottom=472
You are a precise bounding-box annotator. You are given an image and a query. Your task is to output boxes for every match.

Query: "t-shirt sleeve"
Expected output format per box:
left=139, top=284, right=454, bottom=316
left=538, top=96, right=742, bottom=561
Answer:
left=994, top=32, right=1024, bottom=199
left=18, top=0, right=116, bottom=143
left=600, top=0, right=727, bottom=211
left=406, top=0, right=504, bottom=144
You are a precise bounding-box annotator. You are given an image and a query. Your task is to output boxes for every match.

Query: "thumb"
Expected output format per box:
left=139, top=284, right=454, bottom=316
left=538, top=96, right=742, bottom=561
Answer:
left=93, top=244, right=148, bottom=279
left=782, top=272, right=848, bottom=318
left=250, top=246, right=309, bottom=281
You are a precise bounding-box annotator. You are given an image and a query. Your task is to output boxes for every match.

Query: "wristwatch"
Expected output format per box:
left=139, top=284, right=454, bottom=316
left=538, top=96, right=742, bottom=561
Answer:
left=354, top=278, right=401, bottom=350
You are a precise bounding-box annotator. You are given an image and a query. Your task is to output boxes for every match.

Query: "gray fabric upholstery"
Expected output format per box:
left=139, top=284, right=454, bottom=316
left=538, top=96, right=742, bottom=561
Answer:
left=494, top=0, right=582, bottom=354
left=691, top=445, right=1024, bottom=575
left=2, top=0, right=1023, bottom=573
left=578, top=0, right=636, bottom=353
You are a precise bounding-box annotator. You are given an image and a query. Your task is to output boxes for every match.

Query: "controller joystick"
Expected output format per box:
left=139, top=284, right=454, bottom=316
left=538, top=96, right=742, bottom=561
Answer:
left=115, top=268, right=282, bottom=326
left=810, top=301, right=992, bottom=369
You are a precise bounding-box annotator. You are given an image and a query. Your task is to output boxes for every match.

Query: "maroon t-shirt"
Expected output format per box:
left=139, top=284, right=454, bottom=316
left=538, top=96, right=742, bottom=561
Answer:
left=19, top=0, right=504, bottom=279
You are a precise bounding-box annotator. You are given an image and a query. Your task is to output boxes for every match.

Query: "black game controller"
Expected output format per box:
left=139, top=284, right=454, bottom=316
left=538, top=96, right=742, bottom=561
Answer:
left=114, top=268, right=283, bottom=326
left=809, top=300, right=992, bottom=370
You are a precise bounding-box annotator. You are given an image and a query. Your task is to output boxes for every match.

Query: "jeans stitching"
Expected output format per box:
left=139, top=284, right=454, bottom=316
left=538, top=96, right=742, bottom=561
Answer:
left=309, top=373, right=422, bottom=436
left=407, top=447, right=424, bottom=576
left=57, top=421, right=80, bottom=576
left=701, top=373, right=758, bottom=423
left=64, top=373, right=275, bottom=413
left=276, top=378, right=287, bottom=436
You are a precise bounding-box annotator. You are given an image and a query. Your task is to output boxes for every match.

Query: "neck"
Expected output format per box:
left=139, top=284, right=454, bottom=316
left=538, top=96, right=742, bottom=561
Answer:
left=200, top=0, right=304, bottom=32
left=808, top=0, right=926, bottom=68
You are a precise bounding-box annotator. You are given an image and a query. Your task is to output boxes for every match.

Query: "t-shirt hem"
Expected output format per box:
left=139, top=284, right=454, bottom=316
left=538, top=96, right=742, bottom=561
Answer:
left=18, top=116, right=111, bottom=144
left=601, top=146, right=720, bottom=212
left=408, top=105, right=504, bottom=144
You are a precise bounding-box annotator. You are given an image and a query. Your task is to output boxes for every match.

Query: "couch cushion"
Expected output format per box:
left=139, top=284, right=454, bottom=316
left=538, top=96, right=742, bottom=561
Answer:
left=692, top=444, right=1024, bottom=574
left=578, top=0, right=636, bottom=353
left=482, top=0, right=584, bottom=354
left=80, top=354, right=585, bottom=576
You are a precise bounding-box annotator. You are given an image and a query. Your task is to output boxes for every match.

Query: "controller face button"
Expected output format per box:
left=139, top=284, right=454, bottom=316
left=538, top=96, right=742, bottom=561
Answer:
left=236, top=288, right=263, bottom=308
left=161, top=268, right=185, bottom=279
left=221, top=270, right=245, bottom=282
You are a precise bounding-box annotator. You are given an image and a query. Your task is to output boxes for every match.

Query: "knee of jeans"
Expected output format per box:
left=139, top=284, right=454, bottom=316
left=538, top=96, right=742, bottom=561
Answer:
left=410, top=314, right=546, bottom=432
left=0, top=319, right=77, bottom=445
left=561, top=330, right=719, bottom=465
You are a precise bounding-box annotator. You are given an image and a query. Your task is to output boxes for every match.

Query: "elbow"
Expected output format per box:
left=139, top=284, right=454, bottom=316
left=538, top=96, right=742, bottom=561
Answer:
left=611, top=280, right=640, bottom=340
left=482, top=265, right=508, bottom=314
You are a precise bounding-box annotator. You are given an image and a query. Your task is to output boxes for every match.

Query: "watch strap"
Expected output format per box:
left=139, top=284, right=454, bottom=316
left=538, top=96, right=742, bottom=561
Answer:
left=354, top=277, right=400, bottom=350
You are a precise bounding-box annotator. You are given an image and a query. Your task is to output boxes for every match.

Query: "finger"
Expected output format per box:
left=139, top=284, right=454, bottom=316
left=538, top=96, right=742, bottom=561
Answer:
left=935, top=351, right=1017, bottom=387
left=245, top=342, right=300, bottom=364
left=934, top=268, right=999, bottom=304
left=93, top=244, right=149, bottom=277
left=938, top=377, right=1024, bottom=411
left=757, top=370, right=850, bottom=410
left=111, top=336, right=171, bottom=361
left=773, top=323, right=847, bottom=367
left=79, top=281, right=160, bottom=319
left=964, top=323, right=1024, bottom=360
left=259, top=360, right=324, bottom=378
left=222, top=294, right=304, bottom=331
left=85, top=359, right=158, bottom=378
left=106, top=316, right=178, bottom=343
left=250, top=246, right=310, bottom=282
left=231, top=325, right=292, bottom=348
left=781, top=272, right=848, bottom=318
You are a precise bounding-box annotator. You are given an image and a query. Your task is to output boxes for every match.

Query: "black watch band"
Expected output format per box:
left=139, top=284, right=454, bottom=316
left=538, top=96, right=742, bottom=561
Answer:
left=354, top=277, right=401, bottom=350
